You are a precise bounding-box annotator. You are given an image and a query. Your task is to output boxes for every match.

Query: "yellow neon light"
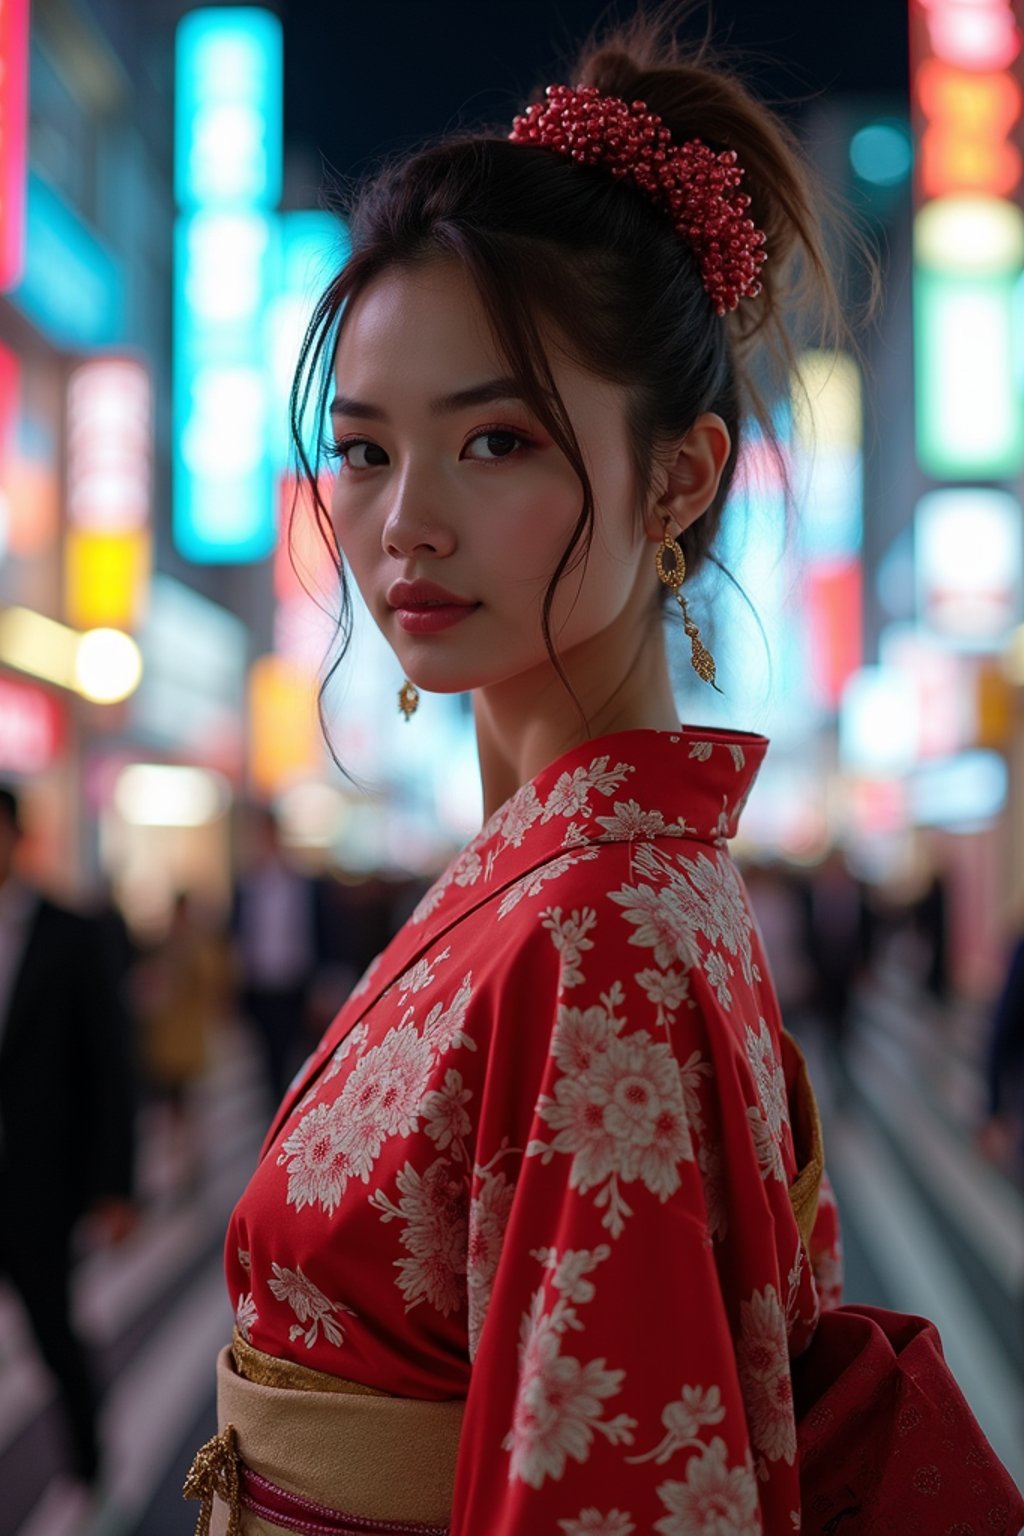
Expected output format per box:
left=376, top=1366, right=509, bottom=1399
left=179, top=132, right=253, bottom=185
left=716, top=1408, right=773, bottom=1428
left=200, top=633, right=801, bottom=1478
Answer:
left=248, top=654, right=320, bottom=796
left=0, top=606, right=78, bottom=687
left=66, top=529, right=151, bottom=631
left=0, top=606, right=143, bottom=702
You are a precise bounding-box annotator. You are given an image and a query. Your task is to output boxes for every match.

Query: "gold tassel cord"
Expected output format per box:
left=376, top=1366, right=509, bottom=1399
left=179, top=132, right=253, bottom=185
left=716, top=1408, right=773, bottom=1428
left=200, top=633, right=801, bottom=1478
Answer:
left=655, top=526, right=721, bottom=692
left=679, top=595, right=722, bottom=692
left=183, top=1423, right=244, bottom=1536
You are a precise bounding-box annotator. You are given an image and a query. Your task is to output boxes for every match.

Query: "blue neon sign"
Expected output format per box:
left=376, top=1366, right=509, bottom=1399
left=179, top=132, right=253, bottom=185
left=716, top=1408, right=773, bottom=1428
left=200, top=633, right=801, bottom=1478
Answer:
left=11, top=173, right=123, bottom=348
left=173, top=211, right=276, bottom=562
left=175, top=8, right=283, bottom=211
left=268, top=211, right=350, bottom=471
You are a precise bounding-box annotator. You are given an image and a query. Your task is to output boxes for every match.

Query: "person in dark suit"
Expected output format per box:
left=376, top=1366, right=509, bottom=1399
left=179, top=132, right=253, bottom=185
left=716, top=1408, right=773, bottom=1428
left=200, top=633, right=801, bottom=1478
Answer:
left=0, top=785, right=137, bottom=1488
left=231, top=806, right=337, bottom=1110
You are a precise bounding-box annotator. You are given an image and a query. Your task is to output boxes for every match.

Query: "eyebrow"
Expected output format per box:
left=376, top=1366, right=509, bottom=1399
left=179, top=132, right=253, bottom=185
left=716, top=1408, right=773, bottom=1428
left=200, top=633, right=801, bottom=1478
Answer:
left=328, top=377, right=528, bottom=421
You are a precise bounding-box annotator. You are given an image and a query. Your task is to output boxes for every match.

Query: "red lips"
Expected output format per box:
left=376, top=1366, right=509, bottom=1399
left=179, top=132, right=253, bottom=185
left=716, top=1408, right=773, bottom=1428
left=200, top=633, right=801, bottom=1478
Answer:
left=386, top=579, right=477, bottom=609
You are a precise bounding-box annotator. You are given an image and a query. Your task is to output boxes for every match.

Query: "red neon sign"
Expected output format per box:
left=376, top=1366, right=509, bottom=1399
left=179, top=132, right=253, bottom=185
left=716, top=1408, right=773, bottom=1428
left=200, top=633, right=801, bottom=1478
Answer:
left=274, top=473, right=336, bottom=604
left=912, top=0, right=1024, bottom=199
left=0, top=675, right=65, bottom=774
left=0, top=341, right=19, bottom=461
left=917, top=59, right=1023, bottom=195
left=806, top=559, right=863, bottom=709
left=0, top=0, right=28, bottom=290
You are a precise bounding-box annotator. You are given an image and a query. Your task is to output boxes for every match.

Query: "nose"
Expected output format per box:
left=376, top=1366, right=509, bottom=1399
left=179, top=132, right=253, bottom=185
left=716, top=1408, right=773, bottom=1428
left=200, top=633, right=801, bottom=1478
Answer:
left=382, top=466, right=456, bottom=559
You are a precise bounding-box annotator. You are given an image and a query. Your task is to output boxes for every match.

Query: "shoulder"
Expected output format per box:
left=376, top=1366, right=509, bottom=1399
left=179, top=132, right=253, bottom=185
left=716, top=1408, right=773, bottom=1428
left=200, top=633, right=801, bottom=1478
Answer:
left=32, top=896, right=79, bottom=934
left=35, top=900, right=112, bottom=960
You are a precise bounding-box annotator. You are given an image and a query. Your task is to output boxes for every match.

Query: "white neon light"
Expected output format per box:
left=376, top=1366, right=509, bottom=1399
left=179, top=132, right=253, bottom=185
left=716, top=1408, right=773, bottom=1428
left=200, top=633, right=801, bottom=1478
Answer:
left=915, top=195, right=1024, bottom=275
left=114, top=764, right=230, bottom=827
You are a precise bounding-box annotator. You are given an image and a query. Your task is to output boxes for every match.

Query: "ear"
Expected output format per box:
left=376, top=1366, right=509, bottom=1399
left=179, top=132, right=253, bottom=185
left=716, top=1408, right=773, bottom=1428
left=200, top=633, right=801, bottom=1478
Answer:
left=644, top=412, right=732, bottom=541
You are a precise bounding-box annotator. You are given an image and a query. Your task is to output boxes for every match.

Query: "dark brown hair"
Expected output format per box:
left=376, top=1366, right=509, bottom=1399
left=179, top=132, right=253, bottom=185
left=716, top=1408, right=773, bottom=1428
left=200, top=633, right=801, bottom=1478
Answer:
left=290, top=8, right=843, bottom=738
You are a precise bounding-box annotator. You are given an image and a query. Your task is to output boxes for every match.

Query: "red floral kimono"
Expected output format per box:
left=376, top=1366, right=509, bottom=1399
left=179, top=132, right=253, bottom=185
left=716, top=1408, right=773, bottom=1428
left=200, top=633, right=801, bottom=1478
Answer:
left=225, top=726, right=848, bottom=1535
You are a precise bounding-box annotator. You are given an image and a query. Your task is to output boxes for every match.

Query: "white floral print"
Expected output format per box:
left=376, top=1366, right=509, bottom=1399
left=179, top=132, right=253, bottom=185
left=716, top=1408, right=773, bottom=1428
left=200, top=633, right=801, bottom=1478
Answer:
left=736, top=1285, right=796, bottom=1465
left=697, top=1140, right=728, bottom=1242
left=397, top=946, right=451, bottom=1001
left=501, top=782, right=543, bottom=847
left=635, top=965, right=692, bottom=1023
left=278, top=1024, right=439, bottom=1216
left=421, top=1069, right=473, bottom=1154
left=541, top=757, right=634, bottom=821
left=541, top=905, right=598, bottom=989
left=344, top=1025, right=436, bottom=1139
left=370, top=1158, right=468, bottom=1316
left=703, top=949, right=734, bottom=1009
left=235, top=1291, right=258, bottom=1343
left=504, top=1246, right=636, bottom=1488
left=422, top=973, right=475, bottom=1053
left=559, top=1511, right=636, bottom=1535
left=550, top=995, right=623, bottom=1076
left=745, top=1020, right=789, bottom=1144
left=267, top=1263, right=355, bottom=1349
left=467, top=1161, right=516, bottom=1360
left=609, top=879, right=703, bottom=972
left=655, top=1437, right=760, bottom=1536
left=319, top=1020, right=369, bottom=1088
left=529, top=997, right=695, bottom=1237
left=595, top=799, right=671, bottom=839
left=674, top=851, right=757, bottom=986
left=748, top=1105, right=786, bottom=1184
left=497, top=850, right=599, bottom=919
left=277, top=1102, right=357, bottom=1216
left=628, top=1384, right=726, bottom=1465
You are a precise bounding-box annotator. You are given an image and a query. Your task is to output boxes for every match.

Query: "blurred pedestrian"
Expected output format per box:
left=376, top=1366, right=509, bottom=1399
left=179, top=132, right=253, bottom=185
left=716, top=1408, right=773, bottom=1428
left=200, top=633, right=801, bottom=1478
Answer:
left=0, top=785, right=137, bottom=1490
left=916, top=867, right=951, bottom=1006
left=743, top=858, right=815, bottom=1027
left=231, top=807, right=323, bottom=1108
left=976, top=930, right=1024, bottom=1175
left=802, top=847, right=869, bottom=1100
left=136, top=890, right=228, bottom=1194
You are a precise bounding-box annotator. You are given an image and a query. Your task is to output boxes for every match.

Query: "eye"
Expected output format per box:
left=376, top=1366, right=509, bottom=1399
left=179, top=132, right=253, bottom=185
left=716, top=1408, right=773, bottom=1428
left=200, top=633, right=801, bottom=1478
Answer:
left=329, top=438, right=389, bottom=470
left=462, top=428, right=529, bottom=462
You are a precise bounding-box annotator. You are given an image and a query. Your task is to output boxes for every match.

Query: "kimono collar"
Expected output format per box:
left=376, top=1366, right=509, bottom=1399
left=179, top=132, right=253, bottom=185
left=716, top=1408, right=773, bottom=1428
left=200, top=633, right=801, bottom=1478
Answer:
left=266, top=726, right=767, bottom=1144
left=406, top=725, right=768, bottom=937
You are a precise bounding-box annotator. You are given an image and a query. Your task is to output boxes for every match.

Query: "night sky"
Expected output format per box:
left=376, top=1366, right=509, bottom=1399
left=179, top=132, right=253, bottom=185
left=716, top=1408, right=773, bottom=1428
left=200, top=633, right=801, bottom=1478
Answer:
left=278, top=1, right=911, bottom=178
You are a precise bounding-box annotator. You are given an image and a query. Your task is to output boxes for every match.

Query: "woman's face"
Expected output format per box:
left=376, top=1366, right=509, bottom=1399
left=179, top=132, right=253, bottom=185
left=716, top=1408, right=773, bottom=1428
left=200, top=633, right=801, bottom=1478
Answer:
left=329, top=259, right=654, bottom=699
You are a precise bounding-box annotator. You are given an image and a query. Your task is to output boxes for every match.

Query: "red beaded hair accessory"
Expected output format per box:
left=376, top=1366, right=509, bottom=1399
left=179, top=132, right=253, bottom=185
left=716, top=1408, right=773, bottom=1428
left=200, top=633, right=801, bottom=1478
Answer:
left=509, top=83, right=767, bottom=317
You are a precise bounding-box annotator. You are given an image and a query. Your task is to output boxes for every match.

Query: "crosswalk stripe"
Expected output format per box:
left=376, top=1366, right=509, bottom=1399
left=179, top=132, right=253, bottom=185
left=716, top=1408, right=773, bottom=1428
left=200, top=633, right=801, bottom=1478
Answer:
left=851, top=1026, right=1024, bottom=1297
left=88, top=1263, right=231, bottom=1531
left=828, top=1114, right=1024, bottom=1489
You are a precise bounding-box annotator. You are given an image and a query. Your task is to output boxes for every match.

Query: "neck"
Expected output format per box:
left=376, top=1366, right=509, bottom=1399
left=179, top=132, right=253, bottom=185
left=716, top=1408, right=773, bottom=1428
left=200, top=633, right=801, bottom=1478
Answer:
left=472, top=611, right=680, bottom=821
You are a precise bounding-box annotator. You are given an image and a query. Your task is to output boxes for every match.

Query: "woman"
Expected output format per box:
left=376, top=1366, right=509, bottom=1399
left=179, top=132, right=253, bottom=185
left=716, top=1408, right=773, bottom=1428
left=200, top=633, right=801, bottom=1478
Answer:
left=186, top=13, right=1023, bottom=1535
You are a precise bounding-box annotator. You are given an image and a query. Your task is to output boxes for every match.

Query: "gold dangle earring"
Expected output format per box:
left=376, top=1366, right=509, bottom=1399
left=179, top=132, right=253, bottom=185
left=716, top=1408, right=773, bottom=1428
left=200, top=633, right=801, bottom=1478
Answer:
left=655, top=525, right=721, bottom=692
left=397, top=680, right=420, bottom=720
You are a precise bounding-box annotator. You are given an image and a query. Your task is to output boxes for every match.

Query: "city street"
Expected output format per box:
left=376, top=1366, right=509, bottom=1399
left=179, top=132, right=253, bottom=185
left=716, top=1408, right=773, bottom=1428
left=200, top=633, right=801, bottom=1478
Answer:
left=2, top=979, right=1021, bottom=1536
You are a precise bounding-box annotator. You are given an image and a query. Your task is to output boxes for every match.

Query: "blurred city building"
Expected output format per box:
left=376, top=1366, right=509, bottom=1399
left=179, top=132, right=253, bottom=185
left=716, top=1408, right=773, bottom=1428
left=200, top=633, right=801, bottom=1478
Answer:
left=1, top=0, right=1019, bottom=999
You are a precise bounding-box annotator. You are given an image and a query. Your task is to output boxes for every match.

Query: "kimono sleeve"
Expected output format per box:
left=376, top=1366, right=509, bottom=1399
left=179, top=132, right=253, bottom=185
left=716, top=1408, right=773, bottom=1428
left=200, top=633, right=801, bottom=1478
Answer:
left=451, top=853, right=808, bottom=1536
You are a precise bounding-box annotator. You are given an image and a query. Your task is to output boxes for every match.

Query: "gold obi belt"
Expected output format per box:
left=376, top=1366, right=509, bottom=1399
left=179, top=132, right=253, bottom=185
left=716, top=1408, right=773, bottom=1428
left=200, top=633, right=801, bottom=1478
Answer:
left=184, top=1331, right=464, bottom=1536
